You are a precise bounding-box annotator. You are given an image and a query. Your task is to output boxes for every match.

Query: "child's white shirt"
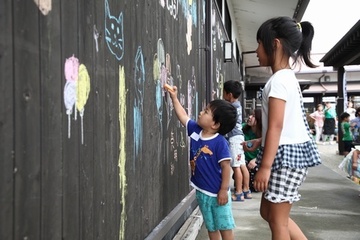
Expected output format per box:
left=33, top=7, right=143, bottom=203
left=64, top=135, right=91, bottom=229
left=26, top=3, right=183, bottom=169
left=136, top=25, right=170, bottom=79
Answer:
left=261, top=69, right=311, bottom=146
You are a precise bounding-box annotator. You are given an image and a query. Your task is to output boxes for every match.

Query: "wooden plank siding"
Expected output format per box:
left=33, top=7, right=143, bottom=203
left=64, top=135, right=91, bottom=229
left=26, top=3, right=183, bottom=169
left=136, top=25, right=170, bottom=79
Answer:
left=0, top=0, right=14, bottom=239
left=0, top=0, right=242, bottom=239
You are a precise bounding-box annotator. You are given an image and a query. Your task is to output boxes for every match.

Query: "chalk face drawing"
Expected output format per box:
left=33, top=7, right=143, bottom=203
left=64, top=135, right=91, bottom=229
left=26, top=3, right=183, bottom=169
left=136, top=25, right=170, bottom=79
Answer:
left=133, top=47, right=145, bottom=163
left=105, top=0, right=124, bottom=61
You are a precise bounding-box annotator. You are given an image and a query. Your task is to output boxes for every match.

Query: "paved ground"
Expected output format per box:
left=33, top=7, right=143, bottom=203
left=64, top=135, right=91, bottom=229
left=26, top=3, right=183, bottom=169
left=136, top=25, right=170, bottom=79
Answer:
left=195, top=144, right=360, bottom=240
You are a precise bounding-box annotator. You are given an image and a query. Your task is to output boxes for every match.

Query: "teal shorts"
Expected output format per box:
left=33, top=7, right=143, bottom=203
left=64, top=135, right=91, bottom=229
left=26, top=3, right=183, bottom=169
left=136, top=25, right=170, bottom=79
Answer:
left=196, top=190, right=235, bottom=232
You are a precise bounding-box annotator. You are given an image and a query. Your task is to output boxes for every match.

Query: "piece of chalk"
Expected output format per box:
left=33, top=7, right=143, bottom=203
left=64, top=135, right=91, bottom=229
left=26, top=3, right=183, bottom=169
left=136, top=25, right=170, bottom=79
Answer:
left=164, top=83, right=174, bottom=92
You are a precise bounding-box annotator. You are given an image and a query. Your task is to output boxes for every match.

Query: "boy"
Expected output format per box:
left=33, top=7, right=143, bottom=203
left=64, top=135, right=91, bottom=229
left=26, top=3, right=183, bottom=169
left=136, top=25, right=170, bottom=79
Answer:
left=165, top=85, right=237, bottom=240
left=340, top=112, right=354, bottom=156
left=223, top=80, right=252, bottom=201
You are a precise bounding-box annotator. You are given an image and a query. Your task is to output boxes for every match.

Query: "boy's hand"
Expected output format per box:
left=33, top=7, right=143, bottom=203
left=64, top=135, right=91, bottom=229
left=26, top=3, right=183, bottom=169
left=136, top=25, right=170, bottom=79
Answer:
left=217, top=189, right=228, bottom=205
left=164, top=84, right=178, bottom=99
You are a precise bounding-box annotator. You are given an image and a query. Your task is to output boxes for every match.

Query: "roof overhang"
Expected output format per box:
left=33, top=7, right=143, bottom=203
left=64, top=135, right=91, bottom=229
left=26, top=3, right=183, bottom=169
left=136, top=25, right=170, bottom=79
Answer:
left=320, top=20, right=360, bottom=68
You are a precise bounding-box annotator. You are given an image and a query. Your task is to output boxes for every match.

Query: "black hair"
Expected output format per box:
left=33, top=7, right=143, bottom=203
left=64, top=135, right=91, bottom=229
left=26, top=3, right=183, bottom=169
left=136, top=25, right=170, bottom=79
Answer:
left=209, top=99, right=237, bottom=135
left=223, top=80, right=242, bottom=99
left=243, top=108, right=262, bottom=137
left=356, top=107, right=360, bottom=117
left=340, top=112, right=350, bottom=121
left=256, top=16, right=316, bottom=68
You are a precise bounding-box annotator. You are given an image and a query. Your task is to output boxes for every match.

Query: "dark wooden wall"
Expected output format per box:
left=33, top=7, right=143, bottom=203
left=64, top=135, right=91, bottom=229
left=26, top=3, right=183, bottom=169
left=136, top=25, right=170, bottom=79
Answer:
left=0, top=0, right=241, bottom=239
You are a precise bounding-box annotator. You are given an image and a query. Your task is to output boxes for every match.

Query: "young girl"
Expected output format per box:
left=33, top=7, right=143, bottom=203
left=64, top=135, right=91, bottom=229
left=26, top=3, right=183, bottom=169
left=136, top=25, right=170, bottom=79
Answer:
left=309, top=104, right=325, bottom=144
left=253, top=17, right=321, bottom=239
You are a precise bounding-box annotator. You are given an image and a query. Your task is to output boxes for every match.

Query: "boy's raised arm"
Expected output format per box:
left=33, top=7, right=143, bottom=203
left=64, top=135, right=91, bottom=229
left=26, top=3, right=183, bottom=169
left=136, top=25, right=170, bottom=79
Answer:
left=165, top=85, right=189, bottom=127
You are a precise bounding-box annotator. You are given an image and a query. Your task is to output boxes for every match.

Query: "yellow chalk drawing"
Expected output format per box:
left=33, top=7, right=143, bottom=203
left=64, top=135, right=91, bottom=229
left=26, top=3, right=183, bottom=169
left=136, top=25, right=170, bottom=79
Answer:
left=118, top=65, right=127, bottom=240
left=153, top=54, right=160, bottom=82
left=76, top=64, right=91, bottom=144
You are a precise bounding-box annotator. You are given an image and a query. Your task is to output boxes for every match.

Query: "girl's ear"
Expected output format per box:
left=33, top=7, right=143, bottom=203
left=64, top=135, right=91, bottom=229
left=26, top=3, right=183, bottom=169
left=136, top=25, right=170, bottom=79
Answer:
left=274, top=38, right=281, bottom=49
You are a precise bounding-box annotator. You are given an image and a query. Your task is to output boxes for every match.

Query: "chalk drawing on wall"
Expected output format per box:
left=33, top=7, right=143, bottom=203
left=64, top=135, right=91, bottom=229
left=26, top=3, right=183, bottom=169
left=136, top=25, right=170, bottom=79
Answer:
left=186, top=13, right=193, bottom=55
left=33, top=0, right=52, bottom=15
left=63, top=55, right=91, bottom=144
left=77, top=64, right=91, bottom=144
left=118, top=65, right=127, bottom=240
left=213, top=58, right=224, bottom=99
left=93, top=25, right=100, bottom=52
left=179, top=0, right=198, bottom=27
left=64, top=55, right=79, bottom=138
left=164, top=54, right=174, bottom=129
left=167, top=0, right=179, bottom=19
left=187, top=66, right=198, bottom=120
left=133, top=46, right=145, bottom=165
left=105, top=0, right=124, bottom=61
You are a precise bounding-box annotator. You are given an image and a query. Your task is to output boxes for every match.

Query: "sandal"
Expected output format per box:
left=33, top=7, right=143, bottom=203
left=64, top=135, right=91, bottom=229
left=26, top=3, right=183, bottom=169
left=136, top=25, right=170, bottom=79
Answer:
left=243, top=190, right=252, bottom=199
left=232, top=192, right=244, bottom=202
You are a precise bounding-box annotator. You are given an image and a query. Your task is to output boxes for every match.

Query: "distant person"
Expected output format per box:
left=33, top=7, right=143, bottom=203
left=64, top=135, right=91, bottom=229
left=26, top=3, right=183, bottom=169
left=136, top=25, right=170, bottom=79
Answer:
left=323, top=102, right=337, bottom=144
left=242, top=108, right=262, bottom=192
left=350, top=107, right=360, bottom=143
left=346, top=101, right=356, bottom=120
left=340, top=112, right=354, bottom=156
left=223, top=80, right=252, bottom=201
left=309, top=104, right=325, bottom=144
left=166, top=85, right=237, bottom=240
left=253, top=16, right=321, bottom=239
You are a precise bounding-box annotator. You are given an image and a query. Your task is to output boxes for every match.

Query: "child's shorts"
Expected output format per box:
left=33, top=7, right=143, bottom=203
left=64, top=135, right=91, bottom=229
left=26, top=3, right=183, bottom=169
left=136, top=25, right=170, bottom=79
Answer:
left=343, top=140, right=353, bottom=153
left=264, top=167, right=308, bottom=204
left=229, top=135, right=245, bottom=167
left=196, top=190, right=235, bottom=232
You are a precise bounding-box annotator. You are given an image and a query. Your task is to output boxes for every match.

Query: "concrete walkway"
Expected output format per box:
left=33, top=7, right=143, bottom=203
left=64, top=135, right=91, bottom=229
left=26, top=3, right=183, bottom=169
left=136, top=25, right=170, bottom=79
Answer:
left=195, top=144, right=360, bottom=240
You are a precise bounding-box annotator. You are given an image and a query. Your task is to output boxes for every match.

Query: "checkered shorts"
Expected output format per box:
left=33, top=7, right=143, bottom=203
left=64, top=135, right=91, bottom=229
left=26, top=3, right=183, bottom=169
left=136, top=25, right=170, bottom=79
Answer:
left=264, top=167, right=308, bottom=204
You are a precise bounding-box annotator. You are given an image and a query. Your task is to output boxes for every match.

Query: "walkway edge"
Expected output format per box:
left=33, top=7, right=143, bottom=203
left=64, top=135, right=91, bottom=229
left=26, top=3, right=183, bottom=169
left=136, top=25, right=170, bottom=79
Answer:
left=173, top=207, right=203, bottom=240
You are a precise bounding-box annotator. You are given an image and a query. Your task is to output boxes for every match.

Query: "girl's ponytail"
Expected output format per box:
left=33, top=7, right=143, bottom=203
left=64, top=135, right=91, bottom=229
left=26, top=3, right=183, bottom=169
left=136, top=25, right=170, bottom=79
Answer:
left=298, top=21, right=317, bottom=68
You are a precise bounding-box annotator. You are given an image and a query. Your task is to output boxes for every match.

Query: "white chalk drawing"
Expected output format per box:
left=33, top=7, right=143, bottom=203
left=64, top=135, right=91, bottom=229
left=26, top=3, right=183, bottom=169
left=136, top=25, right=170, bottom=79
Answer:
left=33, top=0, right=52, bottom=15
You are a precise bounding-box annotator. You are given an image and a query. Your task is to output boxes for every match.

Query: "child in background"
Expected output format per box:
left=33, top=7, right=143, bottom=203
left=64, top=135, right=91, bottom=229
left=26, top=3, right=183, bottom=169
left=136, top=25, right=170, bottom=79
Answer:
left=309, top=104, right=325, bottom=144
left=242, top=108, right=262, bottom=192
left=166, top=85, right=237, bottom=240
left=340, top=112, right=354, bottom=156
left=323, top=102, right=337, bottom=144
left=253, top=16, right=321, bottom=239
left=223, top=80, right=252, bottom=201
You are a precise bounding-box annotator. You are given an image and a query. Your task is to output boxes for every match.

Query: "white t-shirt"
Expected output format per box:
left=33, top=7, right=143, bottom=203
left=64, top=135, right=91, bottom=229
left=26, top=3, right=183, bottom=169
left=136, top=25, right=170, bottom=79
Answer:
left=261, top=69, right=311, bottom=146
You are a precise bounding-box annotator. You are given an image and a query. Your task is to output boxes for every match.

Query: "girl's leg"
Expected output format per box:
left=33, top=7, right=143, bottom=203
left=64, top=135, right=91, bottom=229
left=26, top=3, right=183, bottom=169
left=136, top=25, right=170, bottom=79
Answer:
left=208, top=230, right=221, bottom=240
left=315, top=126, right=320, bottom=142
left=260, top=195, right=306, bottom=240
left=219, top=229, right=234, bottom=240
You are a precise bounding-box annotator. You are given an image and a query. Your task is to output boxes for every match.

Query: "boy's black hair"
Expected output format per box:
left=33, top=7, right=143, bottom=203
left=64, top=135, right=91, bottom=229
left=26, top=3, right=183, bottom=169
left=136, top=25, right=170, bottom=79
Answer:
left=208, top=99, right=237, bottom=135
left=256, top=16, right=316, bottom=68
left=340, top=112, right=350, bottom=121
left=223, top=80, right=242, bottom=99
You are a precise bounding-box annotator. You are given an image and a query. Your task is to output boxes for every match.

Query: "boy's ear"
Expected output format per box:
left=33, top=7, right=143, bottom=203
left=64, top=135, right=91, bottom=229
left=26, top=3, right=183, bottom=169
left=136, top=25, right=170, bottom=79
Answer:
left=212, top=122, right=220, bottom=131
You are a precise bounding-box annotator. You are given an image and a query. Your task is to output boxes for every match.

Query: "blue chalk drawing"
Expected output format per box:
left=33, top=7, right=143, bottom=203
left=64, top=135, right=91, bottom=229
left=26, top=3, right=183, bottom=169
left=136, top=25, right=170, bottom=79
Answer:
left=105, top=0, right=124, bottom=61
left=133, top=46, right=145, bottom=166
